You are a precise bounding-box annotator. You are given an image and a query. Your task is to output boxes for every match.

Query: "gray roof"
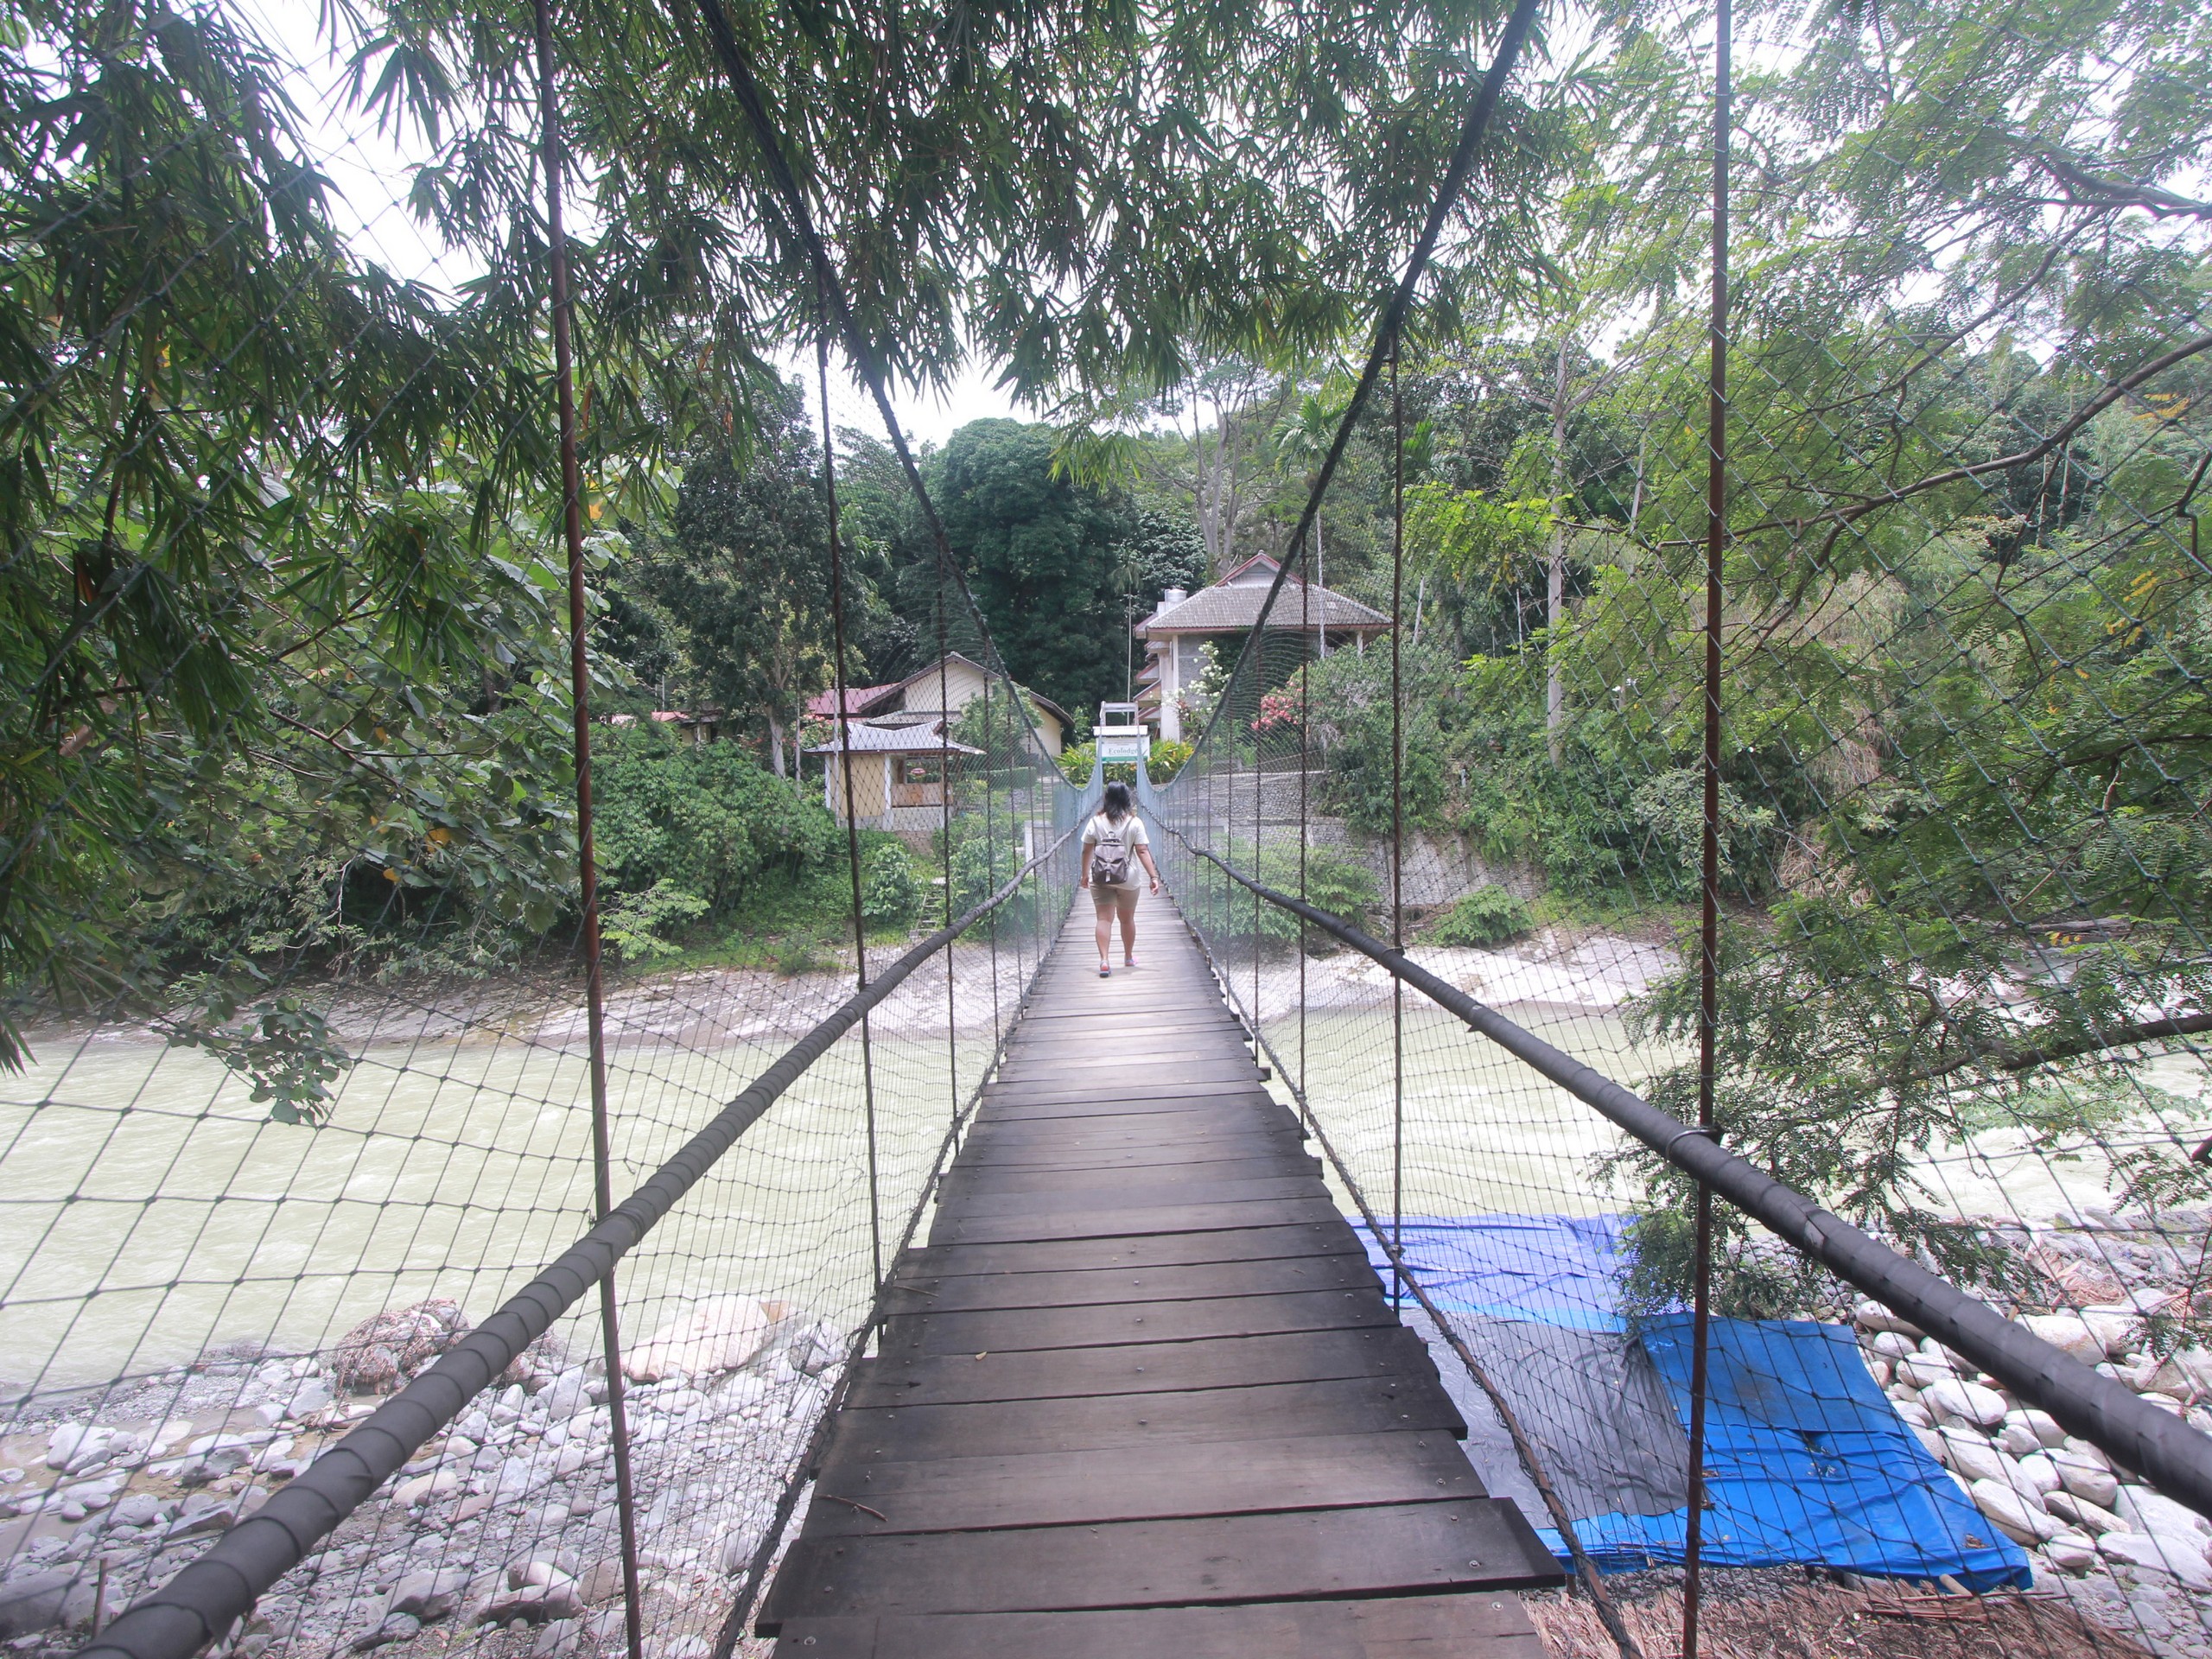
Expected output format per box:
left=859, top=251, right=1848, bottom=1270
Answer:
left=808, top=719, right=985, bottom=756
left=1141, top=580, right=1389, bottom=635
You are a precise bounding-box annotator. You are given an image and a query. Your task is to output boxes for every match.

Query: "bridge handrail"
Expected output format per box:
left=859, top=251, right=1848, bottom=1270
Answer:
left=1169, top=834, right=2212, bottom=1522
left=77, top=823, right=1083, bottom=1659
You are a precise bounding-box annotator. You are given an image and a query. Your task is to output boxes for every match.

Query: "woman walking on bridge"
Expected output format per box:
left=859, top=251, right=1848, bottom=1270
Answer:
left=1081, top=781, right=1161, bottom=976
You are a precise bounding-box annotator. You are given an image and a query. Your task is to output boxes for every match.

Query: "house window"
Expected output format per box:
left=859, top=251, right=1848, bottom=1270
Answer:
left=902, top=759, right=943, bottom=785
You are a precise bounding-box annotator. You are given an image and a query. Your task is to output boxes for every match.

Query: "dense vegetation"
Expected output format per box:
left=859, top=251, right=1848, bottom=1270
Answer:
left=3, top=0, right=2207, bottom=1293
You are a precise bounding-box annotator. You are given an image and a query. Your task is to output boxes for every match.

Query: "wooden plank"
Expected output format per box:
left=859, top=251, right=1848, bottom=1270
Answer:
left=771, top=1594, right=1549, bottom=1659
left=939, top=1154, right=1320, bottom=1193
left=825, top=1375, right=1467, bottom=1463
left=848, top=1325, right=1445, bottom=1408
left=977, top=1083, right=1277, bottom=1113
left=992, top=1056, right=1260, bottom=1083
left=879, top=1287, right=1397, bottom=1356
left=756, top=1498, right=1564, bottom=1628
left=885, top=1250, right=1382, bottom=1313
left=804, top=1430, right=1489, bottom=1535
left=950, top=1130, right=1310, bottom=1169
left=900, top=1221, right=1367, bottom=1279
left=928, top=1192, right=1342, bottom=1246
left=940, top=1173, right=1327, bottom=1217
left=974, top=1103, right=1284, bottom=1132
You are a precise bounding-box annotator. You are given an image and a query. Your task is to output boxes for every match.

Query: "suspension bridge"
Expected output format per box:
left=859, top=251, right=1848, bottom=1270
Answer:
left=754, top=901, right=1560, bottom=1651
left=6, top=0, right=2210, bottom=1651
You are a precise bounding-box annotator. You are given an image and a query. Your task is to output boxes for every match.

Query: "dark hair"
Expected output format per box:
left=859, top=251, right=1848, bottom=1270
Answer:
left=1102, top=780, right=1132, bottom=822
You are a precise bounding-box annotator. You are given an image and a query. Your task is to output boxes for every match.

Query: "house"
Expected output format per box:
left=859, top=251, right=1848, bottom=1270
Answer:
left=809, top=719, right=985, bottom=833
left=1136, top=555, right=1390, bottom=740
left=804, top=652, right=1070, bottom=755
left=605, top=709, right=722, bottom=744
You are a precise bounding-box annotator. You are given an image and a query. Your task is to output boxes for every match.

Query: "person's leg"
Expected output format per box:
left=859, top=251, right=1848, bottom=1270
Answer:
left=1118, top=887, right=1140, bottom=963
left=1093, top=891, right=1114, bottom=970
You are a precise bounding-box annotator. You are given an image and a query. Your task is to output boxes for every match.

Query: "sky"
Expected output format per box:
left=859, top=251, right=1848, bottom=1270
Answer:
left=235, top=0, right=1026, bottom=448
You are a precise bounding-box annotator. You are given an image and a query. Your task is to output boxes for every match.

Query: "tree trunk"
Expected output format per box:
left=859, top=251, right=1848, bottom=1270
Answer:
left=767, top=710, right=787, bottom=778
left=1545, top=332, right=1571, bottom=767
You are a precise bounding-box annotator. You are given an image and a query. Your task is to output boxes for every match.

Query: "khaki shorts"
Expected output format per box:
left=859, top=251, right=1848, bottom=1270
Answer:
left=1089, top=882, right=1140, bottom=909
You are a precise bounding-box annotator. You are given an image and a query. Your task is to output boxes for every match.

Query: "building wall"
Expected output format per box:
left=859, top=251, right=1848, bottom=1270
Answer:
left=822, top=753, right=894, bottom=822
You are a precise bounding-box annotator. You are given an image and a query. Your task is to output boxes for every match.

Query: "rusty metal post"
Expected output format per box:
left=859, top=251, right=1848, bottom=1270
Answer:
left=1389, top=343, right=1407, bottom=1312
left=1685, top=2, right=1731, bottom=1654
left=817, top=317, right=883, bottom=1296
left=527, top=10, right=644, bottom=1659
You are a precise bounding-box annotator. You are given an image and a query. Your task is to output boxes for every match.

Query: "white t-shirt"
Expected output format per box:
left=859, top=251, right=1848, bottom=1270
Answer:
left=1084, top=812, right=1149, bottom=889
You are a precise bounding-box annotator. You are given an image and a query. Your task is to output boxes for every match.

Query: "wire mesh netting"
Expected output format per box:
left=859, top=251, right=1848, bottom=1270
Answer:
left=0, top=4, right=1084, bottom=1656
left=3, top=0, right=2211, bottom=1655
left=1147, top=0, right=2212, bottom=1650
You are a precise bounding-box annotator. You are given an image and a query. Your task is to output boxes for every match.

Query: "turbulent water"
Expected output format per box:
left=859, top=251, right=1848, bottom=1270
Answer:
left=0, top=1020, right=982, bottom=1395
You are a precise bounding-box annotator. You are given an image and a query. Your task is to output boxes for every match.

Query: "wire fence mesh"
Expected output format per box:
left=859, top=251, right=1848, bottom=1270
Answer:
left=0, top=6, right=1084, bottom=1658
left=1148, top=0, right=2212, bottom=1649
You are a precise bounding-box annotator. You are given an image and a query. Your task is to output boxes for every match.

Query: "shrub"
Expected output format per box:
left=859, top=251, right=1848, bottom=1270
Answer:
left=1181, top=837, right=1375, bottom=950
left=594, top=727, right=837, bottom=916
left=1147, top=738, right=1193, bottom=783
left=860, top=840, right=921, bottom=926
left=1057, top=741, right=1095, bottom=785
left=1427, top=887, right=1533, bottom=947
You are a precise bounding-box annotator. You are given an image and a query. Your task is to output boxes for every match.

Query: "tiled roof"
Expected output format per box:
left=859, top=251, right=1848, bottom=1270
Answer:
left=805, top=683, right=902, bottom=718
left=806, top=719, right=985, bottom=756
left=1141, top=579, right=1388, bottom=635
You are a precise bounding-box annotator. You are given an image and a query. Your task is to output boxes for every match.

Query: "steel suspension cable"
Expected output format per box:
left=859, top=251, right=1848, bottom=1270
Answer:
left=529, top=15, right=644, bottom=1656
left=1686, top=4, right=1732, bottom=1651
left=1389, top=341, right=1407, bottom=1311
left=817, top=304, right=883, bottom=1297
left=1173, top=0, right=1544, bottom=763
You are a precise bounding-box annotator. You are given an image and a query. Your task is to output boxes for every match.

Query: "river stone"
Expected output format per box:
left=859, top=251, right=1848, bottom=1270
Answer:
left=1971, top=1478, right=2061, bottom=1545
left=2044, top=1451, right=2114, bottom=1522
left=0, top=1568, right=96, bottom=1638
left=2080, top=1306, right=2146, bottom=1358
left=2012, top=1453, right=2061, bottom=1497
left=1854, top=1301, right=1922, bottom=1338
left=1891, top=1399, right=1933, bottom=1428
left=468, top=1577, right=582, bottom=1627
left=531, top=1619, right=582, bottom=1659
left=624, top=1296, right=775, bottom=1383
left=1866, top=1332, right=1916, bottom=1362
left=2044, top=1529, right=2100, bottom=1573
left=573, top=1560, right=624, bottom=1605
left=46, top=1427, right=114, bottom=1476
left=1936, top=1429, right=2006, bottom=1487
left=2100, top=1530, right=2212, bottom=1591
left=1896, top=1356, right=1959, bottom=1390
left=536, top=1370, right=591, bottom=1422
left=385, top=1567, right=472, bottom=1623
left=2115, top=1485, right=2212, bottom=1541
left=2018, top=1314, right=2104, bottom=1366
left=2044, top=1490, right=2126, bottom=1535
left=285, top=1378, right=334, bottom=1419
left=506, top=1556, right=582, bottom=1591
left=395, top=1470, right=461, bottom=1508
left=2008, top=1408, right=2066, bottom=1449
left=1923, top=1378, right=2007, bottom=1427
left=110, top=1492, right=164, bottom=1529
left=1997, top=1419, right=2042, bottom=1458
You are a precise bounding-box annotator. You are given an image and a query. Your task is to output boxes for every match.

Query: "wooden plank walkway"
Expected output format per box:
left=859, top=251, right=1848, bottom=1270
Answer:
left=757, top=898, right=1563, bottom=1656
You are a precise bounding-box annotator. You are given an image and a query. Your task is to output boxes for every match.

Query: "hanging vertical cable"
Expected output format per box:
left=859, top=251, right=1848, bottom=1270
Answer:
left=1389, top=343, right=1407, bottom=1312
left=527, top=10, right=642, bottom=1657
left=817, top=305, right=882, bottom=1297
left=1685, top=3, right=1732, bottom=1655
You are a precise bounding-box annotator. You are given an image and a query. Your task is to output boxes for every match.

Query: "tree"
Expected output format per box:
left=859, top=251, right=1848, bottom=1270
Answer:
left=639, top=388, right=833, bottom=779
left=933, top=421, right=1128, bottom=721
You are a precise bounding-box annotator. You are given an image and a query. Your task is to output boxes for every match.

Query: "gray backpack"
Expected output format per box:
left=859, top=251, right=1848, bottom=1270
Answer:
left=1089, top=817, right=1130, bottom=887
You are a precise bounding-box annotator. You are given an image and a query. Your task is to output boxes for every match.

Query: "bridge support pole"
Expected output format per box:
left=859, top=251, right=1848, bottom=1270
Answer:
left=1686, top=3, right=1732, bottom=1656
left=530, top=16, right=645, bottom=1659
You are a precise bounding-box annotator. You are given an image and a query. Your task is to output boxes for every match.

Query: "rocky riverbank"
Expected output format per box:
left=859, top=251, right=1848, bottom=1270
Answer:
left=0, top=1300, right=841, bottom=1659
left=1847, top=1209, right=2212, bottom=1655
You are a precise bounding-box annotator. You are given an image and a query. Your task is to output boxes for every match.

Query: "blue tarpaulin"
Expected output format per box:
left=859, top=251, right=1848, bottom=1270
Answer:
left=1365, top=1215, right=2031, bottom=1588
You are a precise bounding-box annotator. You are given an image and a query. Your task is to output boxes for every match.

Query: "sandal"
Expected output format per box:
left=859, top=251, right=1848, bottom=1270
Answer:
left=1098, top=963, right=1111, bottom=977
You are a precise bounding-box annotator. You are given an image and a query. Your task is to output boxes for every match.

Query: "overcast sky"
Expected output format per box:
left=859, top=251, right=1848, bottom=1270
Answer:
left=235, top=0, right=1026, bottom=447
